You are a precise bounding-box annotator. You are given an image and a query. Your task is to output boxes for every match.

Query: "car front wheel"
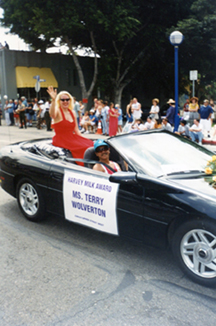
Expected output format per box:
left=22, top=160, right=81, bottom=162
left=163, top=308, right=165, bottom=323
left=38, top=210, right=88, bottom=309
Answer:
left=16, top=178, right=45, bottom=222
left=171, top=220, right=216, bottom=287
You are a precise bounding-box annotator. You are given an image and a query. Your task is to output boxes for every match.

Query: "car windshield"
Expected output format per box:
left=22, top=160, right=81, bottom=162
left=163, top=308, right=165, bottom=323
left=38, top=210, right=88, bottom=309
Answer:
left=109, top=131, right=213, bottom=177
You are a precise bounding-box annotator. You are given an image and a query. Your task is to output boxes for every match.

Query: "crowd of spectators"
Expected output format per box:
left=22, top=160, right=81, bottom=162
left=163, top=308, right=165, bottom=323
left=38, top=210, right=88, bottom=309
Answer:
left=1, top=94, right=216, bottom=145
left=123, top=96, right=216, bottom=145
left=75, top=98, right=123, bottom=137
left=2, top=97, right=52, bottom=131
left=0, top=96, right=124, bottom=136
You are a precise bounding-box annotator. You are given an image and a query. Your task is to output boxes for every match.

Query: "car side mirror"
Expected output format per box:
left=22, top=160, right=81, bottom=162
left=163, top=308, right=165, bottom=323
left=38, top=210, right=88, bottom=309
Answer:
left=109, top=172, right=137, bottom=184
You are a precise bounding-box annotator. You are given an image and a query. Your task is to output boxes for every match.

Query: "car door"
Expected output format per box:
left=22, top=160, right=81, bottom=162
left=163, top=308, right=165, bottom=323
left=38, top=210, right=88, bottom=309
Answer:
left=110, top=172, right=185, bottom=248
left=109, top=172, right=145, bottom=240
left=48, top=160, right=119, bottom=233
left=47, top=159, right=146, bottom=239
left=135, top=173, right=185, bottom=247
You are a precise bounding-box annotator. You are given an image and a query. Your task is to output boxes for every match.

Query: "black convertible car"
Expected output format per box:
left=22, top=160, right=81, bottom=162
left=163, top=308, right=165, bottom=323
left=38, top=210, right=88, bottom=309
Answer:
left=1, top=130, right=216, bottom=287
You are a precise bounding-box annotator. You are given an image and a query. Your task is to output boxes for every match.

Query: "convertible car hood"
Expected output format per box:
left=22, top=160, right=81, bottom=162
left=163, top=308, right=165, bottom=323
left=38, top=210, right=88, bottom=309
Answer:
left=169, top=176, right=216, bottom=201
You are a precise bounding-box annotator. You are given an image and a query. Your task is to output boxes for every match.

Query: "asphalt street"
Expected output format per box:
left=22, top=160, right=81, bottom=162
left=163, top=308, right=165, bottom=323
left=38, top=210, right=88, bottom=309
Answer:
left=0, top=122, right=216, bottom=326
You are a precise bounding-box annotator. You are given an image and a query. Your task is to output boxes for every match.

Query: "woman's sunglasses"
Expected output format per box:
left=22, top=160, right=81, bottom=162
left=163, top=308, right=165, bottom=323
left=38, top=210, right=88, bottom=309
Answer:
left=60, top=98, right=70, bottom=102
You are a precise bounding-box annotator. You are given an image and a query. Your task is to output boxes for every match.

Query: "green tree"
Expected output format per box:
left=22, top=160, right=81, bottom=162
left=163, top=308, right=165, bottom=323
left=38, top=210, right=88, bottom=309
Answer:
left=1, top=0, right=215, bottom=105
left=0, top=0, right=140, bottom=105
left=170, top=0, right=216, bottom=98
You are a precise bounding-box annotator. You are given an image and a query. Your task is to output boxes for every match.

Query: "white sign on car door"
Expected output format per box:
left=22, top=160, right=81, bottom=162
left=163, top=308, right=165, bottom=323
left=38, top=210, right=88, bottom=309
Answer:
left=63, top=170, right=119, bottom=235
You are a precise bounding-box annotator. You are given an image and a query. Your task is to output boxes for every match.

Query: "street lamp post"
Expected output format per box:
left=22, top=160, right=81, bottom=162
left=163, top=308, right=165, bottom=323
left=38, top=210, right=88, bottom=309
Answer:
left=169, top=31, right=184, bottom=132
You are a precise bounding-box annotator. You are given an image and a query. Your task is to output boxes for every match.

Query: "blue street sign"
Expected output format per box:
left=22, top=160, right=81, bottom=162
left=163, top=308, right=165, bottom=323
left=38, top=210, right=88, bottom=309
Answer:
left=33, top=75, right=40, bottom=81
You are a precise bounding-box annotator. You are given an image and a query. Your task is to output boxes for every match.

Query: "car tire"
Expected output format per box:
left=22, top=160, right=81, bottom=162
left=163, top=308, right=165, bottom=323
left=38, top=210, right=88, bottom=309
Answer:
left=16, top=178, right=45, bottom=222
left=171, top=219, right=216, bottom=287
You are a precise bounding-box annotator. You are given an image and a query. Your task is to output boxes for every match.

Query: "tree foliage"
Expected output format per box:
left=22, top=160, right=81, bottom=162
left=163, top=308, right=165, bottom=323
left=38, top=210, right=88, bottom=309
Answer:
left=170, top=0, right=216, bottom=97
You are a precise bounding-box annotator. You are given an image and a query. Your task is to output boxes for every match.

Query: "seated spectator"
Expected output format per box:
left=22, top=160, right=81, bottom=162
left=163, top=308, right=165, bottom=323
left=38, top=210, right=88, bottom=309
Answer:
left=142, top=116, right=155, bottom=130
left=80, top=111, right=90, bottom=133
left=93, top=139, right=121, bottom=174
left=175, top=119, right=190, bottom=138
left=189, top=119, right=203, bottom=145
left=130, top=118, right=144, bottom=132
left=153, top=119, right=162, bottom=129
left=162, top=118, right=172, bottom=132
left=83, top=109, right=97, bottom=133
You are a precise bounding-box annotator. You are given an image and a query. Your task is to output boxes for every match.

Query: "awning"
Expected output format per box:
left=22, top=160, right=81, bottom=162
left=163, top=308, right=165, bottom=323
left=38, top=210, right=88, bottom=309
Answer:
left=15, top=66, right=58, bottom=88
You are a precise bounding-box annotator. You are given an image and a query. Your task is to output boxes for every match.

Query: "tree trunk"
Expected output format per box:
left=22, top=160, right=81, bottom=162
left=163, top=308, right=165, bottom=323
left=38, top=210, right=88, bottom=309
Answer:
left=65, top=34, right=98, bottom=109
left=114, top=82, right=130, bottom=108
left=112, top=40, right=150, bottom=108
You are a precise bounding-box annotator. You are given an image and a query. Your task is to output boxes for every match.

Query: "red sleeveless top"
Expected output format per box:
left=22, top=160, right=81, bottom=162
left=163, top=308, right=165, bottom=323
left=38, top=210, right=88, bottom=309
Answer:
left=52, top=108, right=93, bottom=166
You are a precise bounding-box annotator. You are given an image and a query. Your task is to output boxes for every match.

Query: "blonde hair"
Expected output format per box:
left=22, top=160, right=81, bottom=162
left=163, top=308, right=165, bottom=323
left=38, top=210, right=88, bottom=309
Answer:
left=56, top=91, right=74, bottom=111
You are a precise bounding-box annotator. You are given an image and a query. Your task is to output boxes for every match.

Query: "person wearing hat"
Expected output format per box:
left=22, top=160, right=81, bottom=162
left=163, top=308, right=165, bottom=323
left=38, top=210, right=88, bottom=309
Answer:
left=188, top=97, right=199, bottom=123
left=198, top=99, right=213, bottom=138
left=149, top=98, right=160, bottom=120
left=93, top=140, right=121, bottom=174
left=166, top=99, right=176, bottom=126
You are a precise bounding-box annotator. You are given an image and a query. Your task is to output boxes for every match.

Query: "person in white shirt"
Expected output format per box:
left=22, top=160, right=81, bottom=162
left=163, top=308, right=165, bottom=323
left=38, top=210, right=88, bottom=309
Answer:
left=131, top=97, right=142, bottom=121
left=44, top=100, right=52, bottom=131
left=130, top=118, right=144, bottom=132
left=142, top=116, right=155, bottom=130
left=149, top=98, right=160, bottom=120
left=189, top=118, right=203, bottom=145
left=162, top=118, right=173, bottom=132
left=37, top=100, right=44, bottom=129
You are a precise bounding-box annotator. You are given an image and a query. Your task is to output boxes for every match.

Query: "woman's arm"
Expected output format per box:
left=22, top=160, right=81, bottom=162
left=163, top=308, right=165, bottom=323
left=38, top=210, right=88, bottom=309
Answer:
left=47, top=86, right=58, bottom=119
left=109, top=109, right=117, bottom=117
left=126, top=104, right=131, bottom=117
left=73, top=111, right=82, bottom=135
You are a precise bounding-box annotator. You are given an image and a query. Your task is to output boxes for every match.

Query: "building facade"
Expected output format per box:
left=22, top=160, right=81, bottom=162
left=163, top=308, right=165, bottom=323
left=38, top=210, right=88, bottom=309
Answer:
left=0, top=48, right=94, bottom=106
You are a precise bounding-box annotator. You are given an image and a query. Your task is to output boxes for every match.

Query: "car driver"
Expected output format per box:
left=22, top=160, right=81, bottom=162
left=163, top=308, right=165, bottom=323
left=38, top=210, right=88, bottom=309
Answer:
left=93, top=139, right=121, bottom=174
